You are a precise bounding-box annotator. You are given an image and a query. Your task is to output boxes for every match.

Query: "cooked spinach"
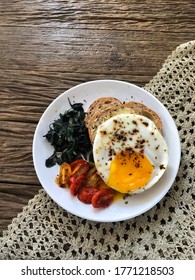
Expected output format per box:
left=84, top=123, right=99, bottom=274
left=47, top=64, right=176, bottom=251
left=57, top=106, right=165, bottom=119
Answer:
left=44, top=100, right=92, bottom=167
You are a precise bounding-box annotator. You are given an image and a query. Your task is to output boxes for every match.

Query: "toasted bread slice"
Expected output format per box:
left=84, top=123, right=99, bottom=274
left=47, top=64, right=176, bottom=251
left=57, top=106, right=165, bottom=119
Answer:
left=124, top=102, right=163, bottom=134
left=88, top=105, right=135, bottom=143
left=85, top=97, right=122, bottom=126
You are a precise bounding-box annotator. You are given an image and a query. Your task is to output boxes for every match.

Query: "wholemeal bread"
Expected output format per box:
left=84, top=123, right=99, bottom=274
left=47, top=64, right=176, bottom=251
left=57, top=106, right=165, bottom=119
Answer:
left=86, top=97, right=163, bottom=144
left=124, top=102, right=163, bottom=134
left=85, top=97, right=122, bottom=126
left=88, top=105, right=135, bottom=143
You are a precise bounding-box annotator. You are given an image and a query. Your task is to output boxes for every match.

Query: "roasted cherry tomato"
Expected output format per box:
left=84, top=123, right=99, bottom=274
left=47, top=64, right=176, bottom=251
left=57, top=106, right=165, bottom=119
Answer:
left=69, top=159, right=90, bottom=180
left=92, top=189, right=114, bottom=208
left=69, top=176, right=75, bottom=184
left=55, top=162, right=71, bottom=188
left=77, top=187, right=99, bottom=204
left=85, top=166, right=101, bottom=187
left=70, top=174, right=86, bottom=196
left=70, top=159, right=86, bottom=170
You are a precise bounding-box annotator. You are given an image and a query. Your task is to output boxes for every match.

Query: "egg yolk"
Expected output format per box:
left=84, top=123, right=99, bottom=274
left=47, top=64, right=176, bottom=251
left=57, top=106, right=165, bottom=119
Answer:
left=107, top=151, right=153, bottom=193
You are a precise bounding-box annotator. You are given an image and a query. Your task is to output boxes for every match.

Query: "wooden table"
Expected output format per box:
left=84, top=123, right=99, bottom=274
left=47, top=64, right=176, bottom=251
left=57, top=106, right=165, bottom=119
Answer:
left=0, top=0, right=194, bottom=234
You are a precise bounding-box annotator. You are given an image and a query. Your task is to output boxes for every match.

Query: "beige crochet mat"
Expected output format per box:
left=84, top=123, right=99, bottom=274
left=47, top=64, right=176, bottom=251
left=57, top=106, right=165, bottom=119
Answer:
left=0, top=41, right=194, bottom=260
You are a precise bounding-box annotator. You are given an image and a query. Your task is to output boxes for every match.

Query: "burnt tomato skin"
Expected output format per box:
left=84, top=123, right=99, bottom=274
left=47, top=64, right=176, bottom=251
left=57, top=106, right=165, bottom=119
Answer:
left=77, top=187, right=99, bottom=204
left=69, top=175, right=86, bottom=196
left=91, top=189, right=114, bottom=208
left=70, top=160, right=90, bottom=178
left=70, top=159, right=86, bottom=170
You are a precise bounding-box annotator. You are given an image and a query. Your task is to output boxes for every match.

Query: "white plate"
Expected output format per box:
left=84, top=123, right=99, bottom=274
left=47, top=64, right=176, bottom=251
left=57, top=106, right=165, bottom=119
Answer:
left=33, top=80, right=181, bottom=222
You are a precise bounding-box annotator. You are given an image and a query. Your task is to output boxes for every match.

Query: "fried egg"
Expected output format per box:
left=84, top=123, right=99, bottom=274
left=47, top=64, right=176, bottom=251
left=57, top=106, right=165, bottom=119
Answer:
left=93, top=114, right=168, bottom=194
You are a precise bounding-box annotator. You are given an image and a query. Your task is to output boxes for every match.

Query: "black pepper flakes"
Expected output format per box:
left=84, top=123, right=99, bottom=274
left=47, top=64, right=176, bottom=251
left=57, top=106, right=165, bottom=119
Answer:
left=125, top=147, right=134, bottom=154
left=143, top=121, right=149, bottom=127
left=121, top=151, right=125, bottom=157
left=108, top=148, right=116, bottom=157
left=100, top=130, right=107, bottom=135
left=133, top=128, right=139, bottom=134
left=113, top=132, right=127, bottom=142
left=159, top=164, right=165, bottom=170
left=132, top=120, right=138, bottom=125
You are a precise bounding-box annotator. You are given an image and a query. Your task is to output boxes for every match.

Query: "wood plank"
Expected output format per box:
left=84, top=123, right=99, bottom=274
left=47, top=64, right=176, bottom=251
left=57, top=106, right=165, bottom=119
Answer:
left=0, top=0, right=194, bottom=32
left=0, top=121, right=39, bottom=184
left=0, top=183, right=41, bottom=233
left=0, top=18, right=193, bottom=100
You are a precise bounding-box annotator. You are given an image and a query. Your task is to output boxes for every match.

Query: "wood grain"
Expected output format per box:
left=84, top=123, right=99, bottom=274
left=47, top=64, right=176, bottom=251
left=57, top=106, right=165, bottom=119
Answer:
left=0, top=0, right=195, bottom=233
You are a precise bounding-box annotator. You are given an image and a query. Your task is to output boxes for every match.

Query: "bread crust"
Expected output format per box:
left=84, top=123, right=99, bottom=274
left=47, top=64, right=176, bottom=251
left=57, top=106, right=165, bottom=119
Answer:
left=124, top=102, right=163, bottom=134
left=85, top=97, right=122, bottom=126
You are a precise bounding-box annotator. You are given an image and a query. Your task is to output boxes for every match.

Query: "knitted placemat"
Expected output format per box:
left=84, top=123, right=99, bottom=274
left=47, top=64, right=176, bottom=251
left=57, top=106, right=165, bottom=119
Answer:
left=0, top=41, right=194, bottom=260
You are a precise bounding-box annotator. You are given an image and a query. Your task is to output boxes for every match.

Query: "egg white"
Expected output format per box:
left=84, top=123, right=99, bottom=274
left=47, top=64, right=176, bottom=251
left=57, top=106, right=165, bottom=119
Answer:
left=93, top=113, right=169, bottom=194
